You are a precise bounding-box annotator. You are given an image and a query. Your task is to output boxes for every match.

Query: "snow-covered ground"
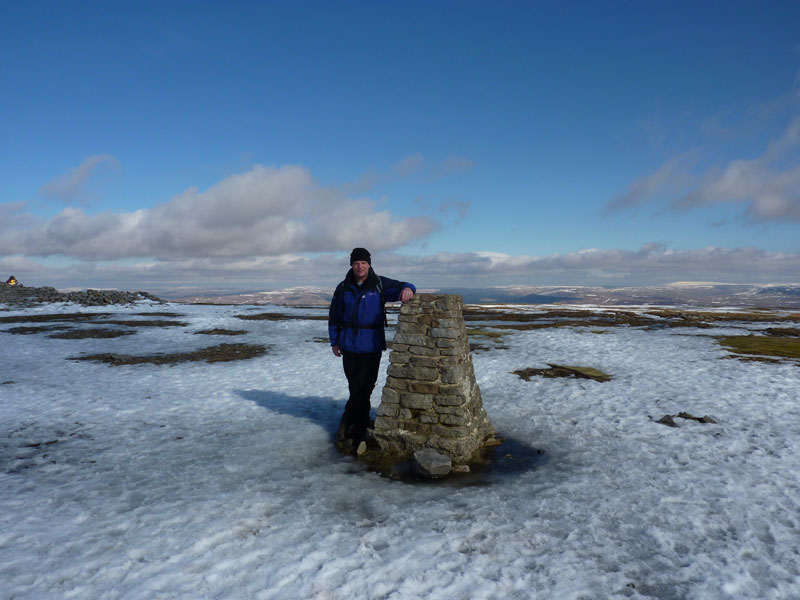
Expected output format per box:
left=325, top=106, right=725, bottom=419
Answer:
left=1, top=302, right=799, bottom=599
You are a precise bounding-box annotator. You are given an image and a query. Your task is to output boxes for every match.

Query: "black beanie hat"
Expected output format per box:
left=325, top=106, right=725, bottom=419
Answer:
left=350, top=247, right=371, bottom=265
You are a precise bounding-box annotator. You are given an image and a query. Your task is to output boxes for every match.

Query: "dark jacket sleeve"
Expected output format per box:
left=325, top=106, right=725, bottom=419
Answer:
left=328, top=282, right=344, bottom=346
left=379, top=276, right=416, bottom=302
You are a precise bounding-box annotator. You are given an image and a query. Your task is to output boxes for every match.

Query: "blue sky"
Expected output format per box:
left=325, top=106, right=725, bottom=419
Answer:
left=2, top=0, right=799, bottom=291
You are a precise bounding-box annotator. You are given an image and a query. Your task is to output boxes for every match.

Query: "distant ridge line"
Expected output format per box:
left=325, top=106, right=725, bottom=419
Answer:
left=167, top=283, right=800, bottom=309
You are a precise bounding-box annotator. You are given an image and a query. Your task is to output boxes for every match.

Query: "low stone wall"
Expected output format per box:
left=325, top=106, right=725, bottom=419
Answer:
left=0, top=284, right=163, bottom=307
left=372, top=293, right=495, bottom=466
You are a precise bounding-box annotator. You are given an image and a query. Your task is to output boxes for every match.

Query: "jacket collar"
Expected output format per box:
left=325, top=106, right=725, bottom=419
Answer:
left=345, top=266, right=379, bottom=288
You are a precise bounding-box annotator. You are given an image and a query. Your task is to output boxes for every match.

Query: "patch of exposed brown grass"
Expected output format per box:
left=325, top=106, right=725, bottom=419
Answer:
left=463, top=307, right=619, bottom=322
left=466, top=328, right=509, bottom=339
left=49, top=329, right=135, bottom=339
left=763, top=327, right=800, bottom=337
left=463, top=307, right=800, bottom=333
left=464, top=308, right=693, bottom=330
left=718, top=335, right=800, bottom=360
left=101, top=319, right=188, bottom=328
left=7, top=325, right=71, bottom=335
left=0, top=312, right=112, bottom=324
left=235, top=312, right=327, bottom=321
left=194, top=328, right=248, bottom=336
left=647, top=309, right=800, bottom=324
left=69, top=343, right=269, bottom=366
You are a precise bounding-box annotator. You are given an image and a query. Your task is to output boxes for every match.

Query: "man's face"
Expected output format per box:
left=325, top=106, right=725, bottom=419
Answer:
left=352, top=260, right=370, bottom=281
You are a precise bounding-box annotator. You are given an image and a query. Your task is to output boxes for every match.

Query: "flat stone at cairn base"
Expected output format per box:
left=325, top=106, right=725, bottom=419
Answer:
left=372, top=293, right=495, bottom=466
left=413, top=449, right=452, bottom=478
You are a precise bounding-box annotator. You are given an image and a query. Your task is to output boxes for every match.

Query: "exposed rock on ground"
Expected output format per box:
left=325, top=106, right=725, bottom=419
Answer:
left=1, top=283, right=164, bottom=307
left=513, top=364, right=612, bottom=382
left=656, top=412, right=718, bottom=427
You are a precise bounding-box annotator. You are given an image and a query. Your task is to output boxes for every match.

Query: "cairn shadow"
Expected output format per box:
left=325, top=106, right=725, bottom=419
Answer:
left=235, top=389, right=351, bottom=442
left=235, top=389, right=546, bottom=485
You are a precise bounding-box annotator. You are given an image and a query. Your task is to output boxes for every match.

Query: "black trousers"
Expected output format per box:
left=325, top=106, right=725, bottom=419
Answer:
left=340, top=351, right=382, bottom=436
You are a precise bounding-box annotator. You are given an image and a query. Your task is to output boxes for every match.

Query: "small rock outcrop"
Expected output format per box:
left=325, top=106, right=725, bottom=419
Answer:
left=372, top=294, right=496, bottom=469
left=0, top=284, right=163, bottom=307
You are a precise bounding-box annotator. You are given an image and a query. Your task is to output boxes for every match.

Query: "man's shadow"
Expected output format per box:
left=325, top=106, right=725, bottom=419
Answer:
left=235, top=389, right=374, bottom=442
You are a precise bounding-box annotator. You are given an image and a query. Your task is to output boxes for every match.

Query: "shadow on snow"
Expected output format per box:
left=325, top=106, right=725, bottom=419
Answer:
left=235, top=389, right=546, bottom=485
left=234, top=389, right=352, bottom=444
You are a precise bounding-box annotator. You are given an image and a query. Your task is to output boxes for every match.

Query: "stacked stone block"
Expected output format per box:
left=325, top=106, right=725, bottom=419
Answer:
left=372, top=293, right=495, bottom=465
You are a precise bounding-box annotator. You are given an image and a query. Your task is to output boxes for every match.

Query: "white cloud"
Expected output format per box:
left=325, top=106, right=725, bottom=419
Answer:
left=0, top=202, right=37, bottom=234
left=376, top=245, right=800, bottom=287
left=5, top=164, right=439, bottom=261
left=11, top=244, right=799, bottom=291
left=0, top=255, right=51, bottom=279
left=39, top=154, right=119, bottom=202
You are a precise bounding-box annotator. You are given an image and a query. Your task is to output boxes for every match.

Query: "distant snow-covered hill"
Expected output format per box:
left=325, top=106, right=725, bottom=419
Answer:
left=167, top=283, right=800, bottom=308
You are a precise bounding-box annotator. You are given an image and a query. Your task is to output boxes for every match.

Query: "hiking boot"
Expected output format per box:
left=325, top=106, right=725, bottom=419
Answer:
left=350, top=427, right=367, bottom=445
left=337, top=437, right=354, bottom=454
left=335, top=417, right=349, bottom=443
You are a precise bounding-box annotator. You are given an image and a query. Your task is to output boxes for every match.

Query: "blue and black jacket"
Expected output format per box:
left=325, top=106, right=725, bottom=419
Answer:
left=328, top=267, right=416, bottom=354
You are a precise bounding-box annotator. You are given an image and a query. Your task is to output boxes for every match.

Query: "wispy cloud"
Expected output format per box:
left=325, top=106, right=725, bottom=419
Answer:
left=674, top=116, right=800, bottom=220
left=347, top=154, right=424, bottom=194
left=346, top=154, right=475, bottom=194
left=606, top=116, right=800, bottom=222
left=39, top=154, right=119, bottom=203
left=438, top=200, right=470, bottom=221
left=4, top=164, right=438, bottom=261
left=434, top=156, right=475, bottom=177
left=604, top=151, right=698, bottom=213
left=413, top=197, right=470, bottom=223
left=390, top=153, right=425, bottom=177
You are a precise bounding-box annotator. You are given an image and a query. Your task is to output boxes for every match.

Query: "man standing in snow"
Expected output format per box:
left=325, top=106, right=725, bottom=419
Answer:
left=328, top=248, right=416, bottom=445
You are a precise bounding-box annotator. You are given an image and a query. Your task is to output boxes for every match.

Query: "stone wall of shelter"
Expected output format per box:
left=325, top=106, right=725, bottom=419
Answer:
left=372, top=293, right=495, bottom=466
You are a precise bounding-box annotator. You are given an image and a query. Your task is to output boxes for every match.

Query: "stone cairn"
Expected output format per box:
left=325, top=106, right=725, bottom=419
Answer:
left=371, top=293, right=496, bottom=472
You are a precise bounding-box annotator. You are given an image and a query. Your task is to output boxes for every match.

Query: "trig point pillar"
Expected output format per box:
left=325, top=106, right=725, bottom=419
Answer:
left=372, top=293, right=496, bottom=466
